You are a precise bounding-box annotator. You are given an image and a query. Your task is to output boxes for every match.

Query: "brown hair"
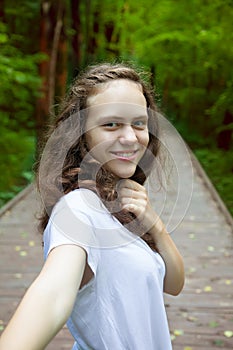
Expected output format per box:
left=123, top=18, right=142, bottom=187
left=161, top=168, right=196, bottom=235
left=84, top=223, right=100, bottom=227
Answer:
left=37, top=62, right=161, bottom=249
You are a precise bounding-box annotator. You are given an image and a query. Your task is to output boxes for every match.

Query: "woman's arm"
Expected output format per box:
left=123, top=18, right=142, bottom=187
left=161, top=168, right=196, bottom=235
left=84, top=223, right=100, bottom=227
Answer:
left=147, top=223, right=184, bottom=295
left=118, top=179, right=185, bottom=296
left=0, top=244, right=86, bottom=350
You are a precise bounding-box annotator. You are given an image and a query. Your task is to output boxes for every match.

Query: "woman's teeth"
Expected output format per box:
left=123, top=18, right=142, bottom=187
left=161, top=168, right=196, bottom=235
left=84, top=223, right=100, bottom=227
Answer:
left=116, top=152, right=135, bottom=157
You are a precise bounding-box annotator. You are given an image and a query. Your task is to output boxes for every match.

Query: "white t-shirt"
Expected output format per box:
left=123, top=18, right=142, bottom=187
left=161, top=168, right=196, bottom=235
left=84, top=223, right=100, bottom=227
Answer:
left=43, top=189, right=172, bottom=350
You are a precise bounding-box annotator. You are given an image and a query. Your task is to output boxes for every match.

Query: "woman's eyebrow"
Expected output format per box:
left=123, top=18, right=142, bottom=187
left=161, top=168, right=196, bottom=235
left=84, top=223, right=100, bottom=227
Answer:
left=97, top=114, right=148, bottom=122
left=133, top=115, right=148, bottom=120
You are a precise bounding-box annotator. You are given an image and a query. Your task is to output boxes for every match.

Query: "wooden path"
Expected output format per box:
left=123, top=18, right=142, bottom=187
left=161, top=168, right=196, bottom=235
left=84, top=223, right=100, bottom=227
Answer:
left=163, top=157, right=233, bottom=350
left=0, top=151, right=233, bottom=349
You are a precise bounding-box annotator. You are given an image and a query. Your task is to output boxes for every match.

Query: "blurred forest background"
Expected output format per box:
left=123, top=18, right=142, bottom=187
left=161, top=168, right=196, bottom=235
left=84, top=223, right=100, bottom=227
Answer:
left=0, top=0, right=232, bottom=214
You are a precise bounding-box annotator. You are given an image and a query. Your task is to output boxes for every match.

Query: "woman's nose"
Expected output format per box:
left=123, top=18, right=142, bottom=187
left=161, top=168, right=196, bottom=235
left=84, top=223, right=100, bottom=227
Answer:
left=119, top=125, right=137, bottom=144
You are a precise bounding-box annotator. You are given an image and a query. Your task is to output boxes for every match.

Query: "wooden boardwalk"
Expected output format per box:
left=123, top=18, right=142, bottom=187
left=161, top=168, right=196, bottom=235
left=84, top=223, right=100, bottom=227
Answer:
left=164, top=161, right=233, bottom=350
left=0, top=152, right=233, bottom=349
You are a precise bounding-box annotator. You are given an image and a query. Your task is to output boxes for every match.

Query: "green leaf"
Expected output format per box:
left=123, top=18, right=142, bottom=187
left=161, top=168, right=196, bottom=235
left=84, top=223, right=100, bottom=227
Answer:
left=209, top=321, right=219, bottom=328
left=224, top=330, right=233, bottom=338
left=0, top=33, right=8, bottom=43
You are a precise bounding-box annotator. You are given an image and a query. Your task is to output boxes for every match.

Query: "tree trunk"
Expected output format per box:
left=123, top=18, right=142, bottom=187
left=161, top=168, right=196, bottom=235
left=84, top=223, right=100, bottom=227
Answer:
left=85, top=0, right=99, bottom=64
left=35, top=0, right=52, bottom=157
left=217, top=110, right=233, bottom=150
left=55, top=3, right=68, bottom=101
left=0, top=0, right=6, bottom=23
left=71, top=0, right=82, bottom=76
left=35, top=0, right=66, bottom=157
left=49, top=0, right=64, bottom=110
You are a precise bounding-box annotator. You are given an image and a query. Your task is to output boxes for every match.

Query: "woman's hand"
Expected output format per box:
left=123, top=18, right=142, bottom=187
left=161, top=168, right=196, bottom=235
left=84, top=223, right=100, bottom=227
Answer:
left=117, top=179, right=185, bottom=296
left=117, top=179, right=164, bottom=234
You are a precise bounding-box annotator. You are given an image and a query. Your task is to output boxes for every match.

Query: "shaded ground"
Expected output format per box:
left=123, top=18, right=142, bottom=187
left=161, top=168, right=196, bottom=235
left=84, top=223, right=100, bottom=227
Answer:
left=0, top=152, right=233, bottom=349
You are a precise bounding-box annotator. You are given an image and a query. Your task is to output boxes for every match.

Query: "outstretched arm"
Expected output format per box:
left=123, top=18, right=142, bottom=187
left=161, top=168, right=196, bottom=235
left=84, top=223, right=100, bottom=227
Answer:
left=0, top=244, right=86, bottom=350
left=118, top=179, right=185, bottom=296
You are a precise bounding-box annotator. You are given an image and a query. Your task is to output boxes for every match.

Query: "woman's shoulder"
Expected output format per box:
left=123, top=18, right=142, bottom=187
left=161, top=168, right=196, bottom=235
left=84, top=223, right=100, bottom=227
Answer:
left=54, top=188, right=103, bottom=215
left=44, top=189, right=102, bottom=256
left=64, top=187, right=99, bottom=201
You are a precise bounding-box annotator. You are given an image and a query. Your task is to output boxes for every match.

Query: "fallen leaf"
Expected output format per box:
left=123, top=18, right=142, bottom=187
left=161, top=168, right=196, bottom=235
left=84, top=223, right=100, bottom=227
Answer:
left=173, top=329, right=184, bottom=336
left=184, top=347, right=192, bottom=350
left=204, top=286, right=212, bottom=292
left=19, top=251, right=27, bottom=257
left=224, top=330, right=233, bottom=338
left=195, top=289, right=202, bottom=294
left=187, top=316, right=198, bottom=322
left=188, top=267, right=196, bottom=273
left=170, top=334, right=176, bottom=341
left=189, top=233, right=195, bottom=240
left=14, top=246, right=21, bottom=252
left=21, top=232, right=28, bottom=238
left=14, top=273, right=22, bottom=279
left=207, top=246, right=215, bottom=252
left=214, top=339, right=224, bottom=346
left=28, top=240, right=35, bottom=247
left=225, top=279, right=232, bottom=285
left=0, top=325, right=4, bottom=332
left=209, top=321, right=219, bottom=328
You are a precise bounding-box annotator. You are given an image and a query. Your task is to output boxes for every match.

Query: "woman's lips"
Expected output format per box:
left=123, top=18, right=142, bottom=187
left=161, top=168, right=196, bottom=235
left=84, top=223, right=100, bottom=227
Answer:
left=110, top=150, right=138, bottom=161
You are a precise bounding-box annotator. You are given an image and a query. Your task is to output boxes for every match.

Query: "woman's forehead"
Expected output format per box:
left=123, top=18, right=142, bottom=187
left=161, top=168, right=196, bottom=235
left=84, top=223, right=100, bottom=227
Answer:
left=86, top=79, right=145, bottom=107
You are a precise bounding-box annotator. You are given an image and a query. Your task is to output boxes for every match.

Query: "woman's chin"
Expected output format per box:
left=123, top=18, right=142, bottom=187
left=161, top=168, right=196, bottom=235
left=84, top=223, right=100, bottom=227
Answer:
left=109, top=168, right=136, bottom=180
left=102, top=160, right=138, bottom=180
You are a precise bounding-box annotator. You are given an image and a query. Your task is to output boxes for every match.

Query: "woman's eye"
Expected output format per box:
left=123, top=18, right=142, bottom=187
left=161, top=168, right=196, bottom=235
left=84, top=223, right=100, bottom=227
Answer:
left=101, top=120, right=147, bottom=129
left=102, top=122, right=120, bottom=129
left=133, top=120, right=147, bottom=129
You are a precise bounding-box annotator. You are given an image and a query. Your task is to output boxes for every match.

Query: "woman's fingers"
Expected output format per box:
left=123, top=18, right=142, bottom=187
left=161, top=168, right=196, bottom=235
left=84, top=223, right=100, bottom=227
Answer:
left=117, top=179, right=159, bottom=232
left=117, top=179, right=148, bottom=215
left=119, top=188, right=147, bottom=201
left=117, top=179, right=143, bottom=192
left=117, top=179, right=146, bottom=199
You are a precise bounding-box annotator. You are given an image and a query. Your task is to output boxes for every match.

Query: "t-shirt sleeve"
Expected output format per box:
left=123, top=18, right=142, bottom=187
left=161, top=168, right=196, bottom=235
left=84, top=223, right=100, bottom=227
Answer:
left=43, top=191, right=100, bottom=276
left=152, top=250, right=166, bottom=285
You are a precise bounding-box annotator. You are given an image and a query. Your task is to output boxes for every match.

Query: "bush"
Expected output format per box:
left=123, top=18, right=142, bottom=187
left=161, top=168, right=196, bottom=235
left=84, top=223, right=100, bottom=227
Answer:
left=0, top=129, right=35, bottom=207
left=194, top=148, right=233, bottom=216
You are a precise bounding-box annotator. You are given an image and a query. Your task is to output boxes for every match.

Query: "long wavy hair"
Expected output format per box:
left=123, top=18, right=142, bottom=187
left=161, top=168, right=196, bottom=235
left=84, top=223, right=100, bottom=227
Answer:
left=37, top=62, right=162, bottom=249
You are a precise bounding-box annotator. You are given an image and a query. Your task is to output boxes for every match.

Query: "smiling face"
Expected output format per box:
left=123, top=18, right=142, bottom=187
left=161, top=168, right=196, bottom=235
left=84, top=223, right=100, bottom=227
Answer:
left=84, top=79, right=149, bottom=180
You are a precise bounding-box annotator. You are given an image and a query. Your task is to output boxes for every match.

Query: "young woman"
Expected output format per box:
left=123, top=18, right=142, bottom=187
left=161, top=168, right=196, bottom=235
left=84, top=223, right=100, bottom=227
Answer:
left=0, top=63, right=184, bottom=350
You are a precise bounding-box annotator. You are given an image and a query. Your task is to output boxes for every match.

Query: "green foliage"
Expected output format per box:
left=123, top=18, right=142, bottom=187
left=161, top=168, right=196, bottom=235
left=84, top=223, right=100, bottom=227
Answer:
left=85, top=0, right=232, bottom=214
left=0, top=22, right=43, bottom=130
left=0, top=130, right=35, bottom=207
left=0, top=1, right=42, bottom=207
left=77, top=0, right=232, bottom=148
left=118, top=0, right=232, bottom=144
left=194, top=148, right=233, bottom=215
left=0, top=0, right=232, bottom=217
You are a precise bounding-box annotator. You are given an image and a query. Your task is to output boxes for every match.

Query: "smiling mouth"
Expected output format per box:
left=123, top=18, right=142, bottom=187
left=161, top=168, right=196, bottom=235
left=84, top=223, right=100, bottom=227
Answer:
left=110, top=150, right=138, bottom=160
